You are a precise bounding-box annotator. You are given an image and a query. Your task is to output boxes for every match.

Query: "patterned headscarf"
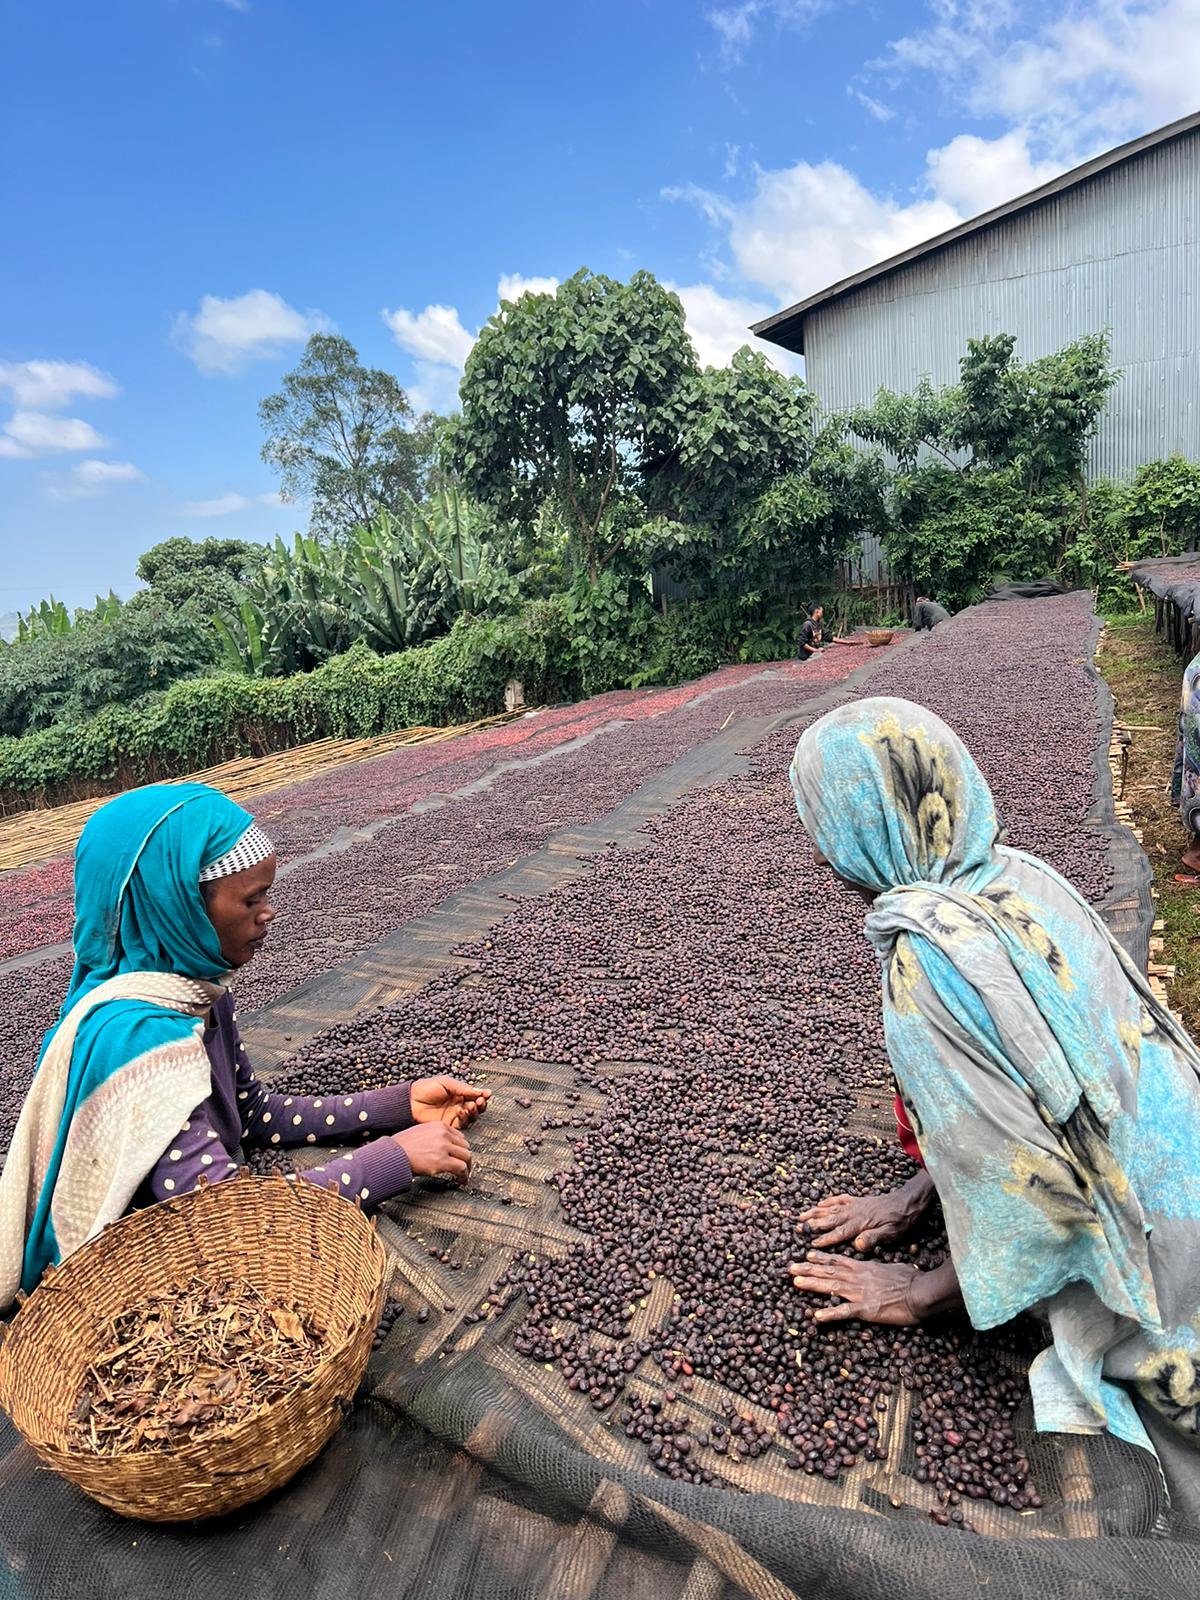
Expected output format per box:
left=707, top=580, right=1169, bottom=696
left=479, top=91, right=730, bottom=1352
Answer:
left=788, top=695, right=1002, bottom=895
left=789, top=697, right=1200, bottom=1467
left=199, top=822, right=275, bottom=884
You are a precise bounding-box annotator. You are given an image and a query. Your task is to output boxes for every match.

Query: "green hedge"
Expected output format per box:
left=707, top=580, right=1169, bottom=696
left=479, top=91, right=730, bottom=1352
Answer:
left=0, top=603, right=579, bottom=812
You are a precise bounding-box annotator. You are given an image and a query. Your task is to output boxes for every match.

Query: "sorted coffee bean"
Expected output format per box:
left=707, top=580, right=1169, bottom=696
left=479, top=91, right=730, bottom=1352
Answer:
left=68, top=1275, right=325, bottom=1456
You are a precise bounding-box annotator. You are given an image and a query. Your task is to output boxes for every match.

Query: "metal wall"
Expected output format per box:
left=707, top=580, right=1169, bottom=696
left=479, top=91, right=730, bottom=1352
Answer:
left=805, top=130, right=1200, bottom=481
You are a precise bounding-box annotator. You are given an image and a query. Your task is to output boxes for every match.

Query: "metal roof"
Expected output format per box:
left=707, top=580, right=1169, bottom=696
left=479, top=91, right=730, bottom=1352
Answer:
left=751, top=110, right=1200, bottom=355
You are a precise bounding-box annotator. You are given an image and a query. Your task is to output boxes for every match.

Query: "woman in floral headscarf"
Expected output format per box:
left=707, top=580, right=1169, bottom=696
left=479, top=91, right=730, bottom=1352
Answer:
left=786, top=697, right=1200, bottom=1514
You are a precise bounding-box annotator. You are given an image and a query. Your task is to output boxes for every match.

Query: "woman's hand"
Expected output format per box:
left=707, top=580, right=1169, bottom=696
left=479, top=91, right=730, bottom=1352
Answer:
left=796, top=1174, right=933, bottom=1251
left=410, top=1076, right=491, bottom=1130
left=789, top=1253, right=963, bottom=1326
left=788, top=1252, right=923, bottom=1326
left=394, top=1123, right=472, bottom=1183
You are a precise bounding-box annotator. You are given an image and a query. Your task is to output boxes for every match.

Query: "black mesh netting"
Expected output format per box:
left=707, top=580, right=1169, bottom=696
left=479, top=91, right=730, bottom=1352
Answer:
left=2, top=596, right=1199, bottom=1600
left=1129, top=554, right=1200, bottom=655
left=0, top=1377, right=1195, bottom=1600
left=984, top=579, right=1071, bottom=601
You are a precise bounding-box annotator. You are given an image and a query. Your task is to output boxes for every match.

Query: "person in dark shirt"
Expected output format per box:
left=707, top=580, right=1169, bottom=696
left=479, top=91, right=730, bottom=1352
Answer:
left=796, top=605, right=827, bottom=661
left=912, top=596, right=950, bottom=631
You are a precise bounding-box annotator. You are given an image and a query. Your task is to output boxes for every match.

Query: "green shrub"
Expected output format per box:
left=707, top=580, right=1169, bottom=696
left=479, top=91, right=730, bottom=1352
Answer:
left=0, top=602, right=580, bottom=810
left=1066, top=457, right=1200, bottom=612
left=0, top=596, right=221, bottom=737
left=631, top=602, right=730, bottom=686
left=564, top=573, right=656, bottom=696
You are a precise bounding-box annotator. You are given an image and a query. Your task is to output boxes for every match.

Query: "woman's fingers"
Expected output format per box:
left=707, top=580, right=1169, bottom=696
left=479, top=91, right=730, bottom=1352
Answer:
left=789, top=1252, right=859, bottom=1291
left=809, top=1219, right=860, bottom=1248
left=853, top=1226, right=892, bottom=1251
left=812, top=1301, right=857, bottom=1324
left=796, top=1193, right=853, bottom=1224
left=443, top=1077, right=490, bottom=1102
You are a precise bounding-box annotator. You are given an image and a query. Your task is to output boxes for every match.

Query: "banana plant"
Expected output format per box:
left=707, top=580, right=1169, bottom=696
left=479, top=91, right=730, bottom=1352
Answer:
left=211, top=489, right=522, bottom=677
left=16, top=596, right=73, bottom=642
left=213, top=599, right=270, bottom=676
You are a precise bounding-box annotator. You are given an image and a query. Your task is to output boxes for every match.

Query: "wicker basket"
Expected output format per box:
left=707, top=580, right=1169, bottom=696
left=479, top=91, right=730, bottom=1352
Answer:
left=0, top=1173, right=386, bottom=1522
left=866, top=629, right=894, bottom=648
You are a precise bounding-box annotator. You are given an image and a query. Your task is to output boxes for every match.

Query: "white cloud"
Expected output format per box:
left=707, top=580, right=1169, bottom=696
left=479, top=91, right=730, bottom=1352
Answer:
left=179, top=492, right=253, bottom=517
left=0, top=360, right=118, bottom=411
left=708, top=3, right=758, bottom=59
left=382, top=303, right=475, bottom=368
left=706, top=0, right=830, bottom=63
left=407, top=362, right=466, bottom=416
left=258, top=490, right=287, bottom=507
left=849, top=87, right=895, bottom=123
left=666, top=282, right=801, bottom=371
left=383, top=274, right=560, bottom=413
left=497, top=273, right=559, bottom=302
left=173, top=289, right=329, bottom=376
left=661, top=181, right=737, bottom=231
left=45, top=459, right=145, bottom=502
left=925, top=129, right=1061, bottom=214
left=0, top=411, right=111, bottom=459
left=670, top=162, right=960, bottom=305
left=665, top=116, right=1081, bottom=312
left=882, top=0, right=1200, bottom=157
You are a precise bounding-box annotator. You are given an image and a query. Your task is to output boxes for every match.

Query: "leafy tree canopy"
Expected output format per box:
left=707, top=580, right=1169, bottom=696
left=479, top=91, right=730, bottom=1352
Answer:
left=847, top=332, right=1120, bottom=607
left=451, top=269, right=698, bottom=582
left=259, top=334, right=431, bottom=538
left=135, top=536, right=264, bottom=614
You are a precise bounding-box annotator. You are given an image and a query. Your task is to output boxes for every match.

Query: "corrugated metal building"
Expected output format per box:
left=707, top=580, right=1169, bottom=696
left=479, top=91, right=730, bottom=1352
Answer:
left=753, top=112, right=1200, bottom=484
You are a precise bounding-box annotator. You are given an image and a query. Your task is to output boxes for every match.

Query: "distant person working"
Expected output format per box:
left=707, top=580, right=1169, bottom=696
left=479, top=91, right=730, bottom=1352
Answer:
left=912, top=596, right=950, bottom=631
left=795, top=604, right=854, bottom=663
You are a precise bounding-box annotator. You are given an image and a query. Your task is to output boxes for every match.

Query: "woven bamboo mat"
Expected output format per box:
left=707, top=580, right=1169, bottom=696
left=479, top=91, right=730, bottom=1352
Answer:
left=0, top=710, right=527, bottom=874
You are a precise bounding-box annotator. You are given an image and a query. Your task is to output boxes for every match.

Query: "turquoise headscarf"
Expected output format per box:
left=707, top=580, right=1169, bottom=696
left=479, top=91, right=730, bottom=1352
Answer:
left=19, top=784, right=255, bottom=1289
left=63, top=782, right=250, bottom=1008
left=789, top=697, right=1200, bottom=1477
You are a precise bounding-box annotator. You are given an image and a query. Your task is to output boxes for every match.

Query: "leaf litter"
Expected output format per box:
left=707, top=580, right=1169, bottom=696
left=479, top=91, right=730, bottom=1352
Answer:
left=68, top=1275, right=326, bottom=1455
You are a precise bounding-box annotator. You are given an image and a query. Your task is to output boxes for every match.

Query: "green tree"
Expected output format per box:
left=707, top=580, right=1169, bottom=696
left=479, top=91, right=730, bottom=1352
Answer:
left=848, top=332, right=1119, bottom=606
left=0, top=593, right=220, bottom=736
left=259, top=334, right=423, bottom=537
left=1066, top=455, right=1200, bottom=610
left=646, top=356, right=886, bottom=607
left=451, top=269, right=698, bottom=583
left=135, top=536, right=263, bottom=615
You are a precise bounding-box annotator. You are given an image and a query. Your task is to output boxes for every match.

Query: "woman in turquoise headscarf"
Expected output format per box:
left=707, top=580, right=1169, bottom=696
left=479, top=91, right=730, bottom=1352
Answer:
left=0, top=784, right=489, bottom=1308
left=786, top=697, right=1200, bottom=1516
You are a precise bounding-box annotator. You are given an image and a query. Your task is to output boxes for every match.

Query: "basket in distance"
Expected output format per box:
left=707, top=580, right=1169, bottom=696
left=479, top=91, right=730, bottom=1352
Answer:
left=0, top=1173, right=386, bottom=1522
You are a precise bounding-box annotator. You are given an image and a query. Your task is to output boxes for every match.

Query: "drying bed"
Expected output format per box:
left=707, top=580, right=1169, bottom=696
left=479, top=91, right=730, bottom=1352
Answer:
left=2, top=596, right=1186, bottom=1600
left=0, top=646, right=874, bottom=1149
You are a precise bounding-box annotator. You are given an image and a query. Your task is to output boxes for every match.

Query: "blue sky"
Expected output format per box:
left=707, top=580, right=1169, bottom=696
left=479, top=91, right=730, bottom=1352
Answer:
left=2, top=0, right=1197, bottom=612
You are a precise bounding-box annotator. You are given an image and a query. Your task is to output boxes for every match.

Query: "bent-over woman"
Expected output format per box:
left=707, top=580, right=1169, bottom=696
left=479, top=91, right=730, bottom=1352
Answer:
left=0, top=784, right=488, bottom=1309
left=787, top=697, right=1200, bottom=1516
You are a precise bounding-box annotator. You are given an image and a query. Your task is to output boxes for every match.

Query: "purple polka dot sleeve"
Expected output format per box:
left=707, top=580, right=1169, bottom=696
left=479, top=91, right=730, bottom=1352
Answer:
left=231, top=1032, right=416, bottom=1210
left=143, top=1104, right=240, bottom=1202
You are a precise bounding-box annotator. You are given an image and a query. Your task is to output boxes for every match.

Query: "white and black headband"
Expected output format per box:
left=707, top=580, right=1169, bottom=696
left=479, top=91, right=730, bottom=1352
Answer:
left=199, top=823, right=275, bottom=884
